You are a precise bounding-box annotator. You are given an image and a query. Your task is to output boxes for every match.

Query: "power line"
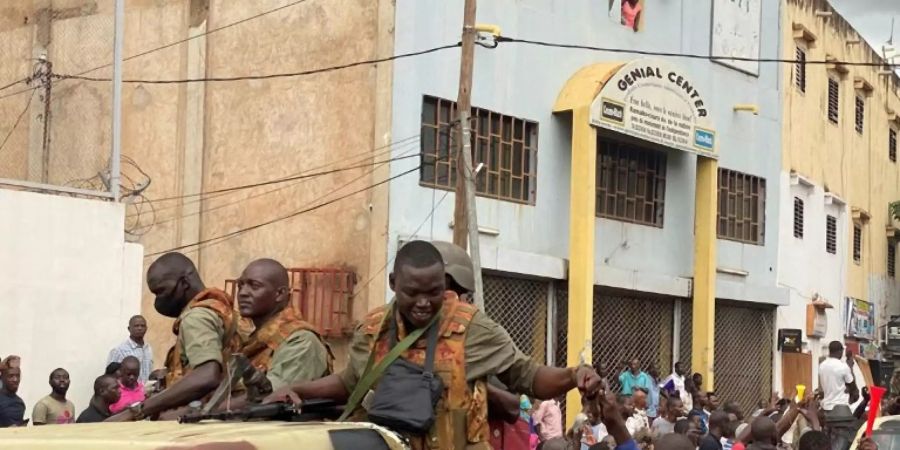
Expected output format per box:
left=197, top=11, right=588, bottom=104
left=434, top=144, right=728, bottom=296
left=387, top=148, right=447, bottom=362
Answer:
left=53, top=43, right=461, bottom=85
left=0, top=0, right=314, bottom=97
left=127, top=135, right=423, bottom=219
left=495, top=36, right=900, bottom=68
left=0, top=88, right=37, bottom=154
left=144, top=140, right=422, bottom=227
left=145, top=164, right=422, bottom=258
left=144, top=151, right=421, bottom=204
left=350, top=190, right=451, bottom=300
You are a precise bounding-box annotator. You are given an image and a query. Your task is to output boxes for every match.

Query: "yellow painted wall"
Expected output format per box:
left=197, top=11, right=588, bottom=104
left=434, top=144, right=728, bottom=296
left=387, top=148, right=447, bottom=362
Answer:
left=0, top=0, right=392, bottom=368
left=783, top=0, right=900, bottom=304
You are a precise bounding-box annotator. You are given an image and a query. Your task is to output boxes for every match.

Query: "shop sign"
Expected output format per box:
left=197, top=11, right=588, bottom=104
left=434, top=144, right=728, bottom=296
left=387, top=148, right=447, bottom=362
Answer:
left=844, top=297, right=875, bottom=341
left=591, top=58, right=717, bottom=158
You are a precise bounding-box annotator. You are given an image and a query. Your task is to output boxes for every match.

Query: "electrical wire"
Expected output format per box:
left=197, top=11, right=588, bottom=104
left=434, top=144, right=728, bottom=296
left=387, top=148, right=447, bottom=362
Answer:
left=495, top=36, right=900, bottom=68
left=53, top=43, right=461, bottom=85
left=144, top=163, right=427, bottom=258
left=0, top=77, right=28, bottom=94
left=146, top=140, right=422, bottom=227
left=126, top=135, right=422, bottom=220
left=350, top=190, right=451, bottom=299
left=0, top=88, right=37, bottom=154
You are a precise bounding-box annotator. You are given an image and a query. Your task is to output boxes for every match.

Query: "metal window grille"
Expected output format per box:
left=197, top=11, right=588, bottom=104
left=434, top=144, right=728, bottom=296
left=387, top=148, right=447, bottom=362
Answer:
left=795, top=47, right=806, bottom=93
left=888, top=242, right=896, bottom=278
left=597, top=139, right=667, bottom=227
left=854, top=225, right=863, bottom=264
left=717, top=169, right=766, bottom=245
left=855, top=96, right=865, bottom=134
left=680, top=301, right=775, bottom=417
left=890, top=129, right=897, bottom=163
left=794, top=197, right=804, bottom=239
left=555, top=286, right=674, bottom=391
left=828, top=78, right=840, bottom=124
left=826, top=215, right=838, bottom=254
left=420, top=96, right=538, bottom=204
left=482, top=273, right=549, bottom=363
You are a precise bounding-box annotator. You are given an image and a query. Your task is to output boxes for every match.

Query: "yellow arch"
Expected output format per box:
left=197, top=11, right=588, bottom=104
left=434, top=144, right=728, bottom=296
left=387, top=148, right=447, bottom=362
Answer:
left=553, top=62, right=625, bottom=113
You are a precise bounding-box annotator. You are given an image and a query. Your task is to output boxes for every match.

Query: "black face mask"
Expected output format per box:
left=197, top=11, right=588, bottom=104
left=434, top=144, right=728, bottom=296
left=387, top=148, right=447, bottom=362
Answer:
left=154, top=278, right=188, bottom=318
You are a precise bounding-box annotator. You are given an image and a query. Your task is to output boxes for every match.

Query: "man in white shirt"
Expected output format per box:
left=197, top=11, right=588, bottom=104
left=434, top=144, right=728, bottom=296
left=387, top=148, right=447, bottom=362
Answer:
left=106, top=315, right=153, bottom=383
left=661, top=361, right=692, bottom=413
left=818, top=341, right=859, bottom=411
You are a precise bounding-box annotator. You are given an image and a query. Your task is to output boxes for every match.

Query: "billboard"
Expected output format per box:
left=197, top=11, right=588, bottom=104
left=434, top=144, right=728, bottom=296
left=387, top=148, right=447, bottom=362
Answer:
left=711, top=0, right=762, bottom=75
left=590, top=58, right=717, bottom=158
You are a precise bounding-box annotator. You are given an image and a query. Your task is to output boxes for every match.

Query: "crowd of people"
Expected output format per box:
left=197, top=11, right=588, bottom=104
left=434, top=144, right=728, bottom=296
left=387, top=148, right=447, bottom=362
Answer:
left=0, top=239, right=893, bottom=450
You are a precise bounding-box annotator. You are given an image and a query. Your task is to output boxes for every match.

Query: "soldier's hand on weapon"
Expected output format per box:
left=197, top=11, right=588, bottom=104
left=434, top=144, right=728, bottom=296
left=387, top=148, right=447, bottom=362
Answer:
left=573, top=365, right=602, bottom=398
left=106, top=410, right=135, bottom=422
left=262, top=385, right=302, bottom=406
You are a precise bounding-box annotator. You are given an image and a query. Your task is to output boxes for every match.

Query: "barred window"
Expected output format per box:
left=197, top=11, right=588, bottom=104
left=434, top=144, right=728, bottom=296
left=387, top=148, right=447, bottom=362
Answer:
left=889, top=242, right=896, bottom=278
left=855, top=96, right=865, bottom=134
left=890, top=129, right=897, bottom=163
left=853, top=224, right=862, bottom=264
left=826, top=215, right=837, bottom=254
left=828, top=78, right=840, bottom=124
left=795, top=47, right=806, bottom=93
left=420, top=96, right=537, bottom=204
left=717, top=169, right=766, bottom=245
left=596, top=140, right=667, bottom=227
left=793, top=197, right=804, bottom=239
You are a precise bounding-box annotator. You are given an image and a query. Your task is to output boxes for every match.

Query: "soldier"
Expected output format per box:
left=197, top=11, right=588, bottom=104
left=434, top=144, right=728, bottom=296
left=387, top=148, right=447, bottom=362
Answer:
left=109, top=252, right=240, bottom=421
left=237, top=258, right=333, bottom=389
left=265, top=240, right=602, bottom=449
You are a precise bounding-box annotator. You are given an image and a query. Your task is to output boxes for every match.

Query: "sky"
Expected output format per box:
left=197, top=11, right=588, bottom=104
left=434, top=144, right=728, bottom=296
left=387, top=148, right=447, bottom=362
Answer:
left=828, top=0, right=900, bottom=61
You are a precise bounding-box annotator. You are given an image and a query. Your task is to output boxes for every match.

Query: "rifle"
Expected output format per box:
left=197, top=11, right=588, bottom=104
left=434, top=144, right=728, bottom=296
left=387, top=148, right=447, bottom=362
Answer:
left=179, top=399, right=342, bottom=424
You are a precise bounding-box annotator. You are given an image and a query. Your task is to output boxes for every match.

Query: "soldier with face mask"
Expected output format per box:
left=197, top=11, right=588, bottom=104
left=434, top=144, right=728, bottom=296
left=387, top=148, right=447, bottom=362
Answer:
left=108, top=252, right=240, bottom=421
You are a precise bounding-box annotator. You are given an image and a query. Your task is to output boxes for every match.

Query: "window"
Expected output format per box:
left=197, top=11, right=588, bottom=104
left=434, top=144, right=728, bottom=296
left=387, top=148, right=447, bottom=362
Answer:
left=828, top=78, right=840, bottom=124
left=596, top=139, right=667, bottom=227
left=853, top=224, right=862, bottom=264
left=420, top=96, right=537, bottom=204
left=826, top=215, right=837, bottom=254
left=795, top=47, right=806, bottom=93
left=855, top=96, right=865, bottom=134
left=717, top=169, right=766, bottom=245
left=889, top=242, right=896, bottom=278
left=890, top=129, right=897, bottom=163
left=793, top=197, right=804, bottom=239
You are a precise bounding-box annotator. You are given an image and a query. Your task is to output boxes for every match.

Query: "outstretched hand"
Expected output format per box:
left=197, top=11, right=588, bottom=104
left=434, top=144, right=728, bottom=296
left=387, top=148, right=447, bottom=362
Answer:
left=574, top=366, right=603, bottom=398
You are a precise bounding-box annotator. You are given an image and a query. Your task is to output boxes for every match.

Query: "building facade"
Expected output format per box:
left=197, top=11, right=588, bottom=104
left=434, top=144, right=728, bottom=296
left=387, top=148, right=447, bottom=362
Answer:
left=386, top=0, right=785, bottom=417
left=776, top=0, right=900, bottom=393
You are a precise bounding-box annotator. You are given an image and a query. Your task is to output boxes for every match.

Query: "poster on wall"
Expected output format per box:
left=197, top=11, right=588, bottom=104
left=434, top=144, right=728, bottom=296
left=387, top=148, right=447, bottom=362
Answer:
left=590, top=58, right=717, bottom=158
left=711, top=0, right=762, bottom=75
left=844, top=297, right=875, bottom=341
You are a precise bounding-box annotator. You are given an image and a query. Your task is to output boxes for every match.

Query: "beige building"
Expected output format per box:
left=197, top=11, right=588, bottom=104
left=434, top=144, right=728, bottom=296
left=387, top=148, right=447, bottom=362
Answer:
left=0, top=0, right=396, bottom=367
left=778, top=0, right=900, bottom=390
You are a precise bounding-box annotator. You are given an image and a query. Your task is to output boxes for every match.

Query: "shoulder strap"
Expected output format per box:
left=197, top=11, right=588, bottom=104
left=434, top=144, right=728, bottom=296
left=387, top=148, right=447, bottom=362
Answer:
left=338, top=308, right=441, bottom=422
left=422, top=315, right=440, bottom=376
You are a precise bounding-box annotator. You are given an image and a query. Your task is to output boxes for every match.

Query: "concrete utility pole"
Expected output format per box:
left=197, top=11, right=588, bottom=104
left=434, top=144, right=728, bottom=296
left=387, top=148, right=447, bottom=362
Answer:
left=452, top=0, right=484, bottom=309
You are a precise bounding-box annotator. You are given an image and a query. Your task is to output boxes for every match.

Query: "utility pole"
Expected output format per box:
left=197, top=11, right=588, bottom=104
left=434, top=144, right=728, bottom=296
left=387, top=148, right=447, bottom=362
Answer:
left=31, top=57, right=52, bottom=184
left=452, top=0, right=484, bottom=309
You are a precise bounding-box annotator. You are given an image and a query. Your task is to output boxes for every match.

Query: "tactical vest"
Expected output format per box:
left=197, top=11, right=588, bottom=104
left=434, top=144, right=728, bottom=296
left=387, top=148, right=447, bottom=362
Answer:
left=165, top=288, right=241, bottom=386
left=362, top=293, right=490, bottom=450
left=241, top=306, right=334, bottom=376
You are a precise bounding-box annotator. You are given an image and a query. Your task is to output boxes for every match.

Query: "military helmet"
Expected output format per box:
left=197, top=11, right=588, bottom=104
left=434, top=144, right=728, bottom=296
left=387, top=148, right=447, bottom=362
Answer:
left=431, top=241, right=475, bottom=293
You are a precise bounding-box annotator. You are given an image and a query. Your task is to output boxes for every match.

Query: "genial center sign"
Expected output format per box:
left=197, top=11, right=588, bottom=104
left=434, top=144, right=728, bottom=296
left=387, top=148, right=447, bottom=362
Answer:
left=590, top=58, right=717, bottom=158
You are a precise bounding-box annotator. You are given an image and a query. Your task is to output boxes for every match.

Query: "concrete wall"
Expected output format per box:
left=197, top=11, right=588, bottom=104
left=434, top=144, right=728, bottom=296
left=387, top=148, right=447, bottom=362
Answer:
left=0, top=1, right=393, bottom=365
left=0, top=188, right=142, bottom=418
left=387, top=0, right=785, bottom=306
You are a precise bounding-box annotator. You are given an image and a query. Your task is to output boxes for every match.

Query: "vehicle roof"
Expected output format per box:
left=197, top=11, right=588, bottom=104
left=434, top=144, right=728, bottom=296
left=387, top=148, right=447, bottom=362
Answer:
left=0, top=421, right=407, bottom=450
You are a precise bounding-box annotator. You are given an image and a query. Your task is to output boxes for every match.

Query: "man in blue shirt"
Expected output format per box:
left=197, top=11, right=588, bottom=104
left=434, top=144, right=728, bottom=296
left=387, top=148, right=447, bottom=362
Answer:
left=619, top=359, right=652, bottom=396
left=647, top=365, right=661, bottom=421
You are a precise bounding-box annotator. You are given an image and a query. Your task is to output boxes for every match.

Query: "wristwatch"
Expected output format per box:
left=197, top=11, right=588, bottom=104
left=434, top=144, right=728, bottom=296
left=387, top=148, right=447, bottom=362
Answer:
left=128, top=402, right=146, bottom=421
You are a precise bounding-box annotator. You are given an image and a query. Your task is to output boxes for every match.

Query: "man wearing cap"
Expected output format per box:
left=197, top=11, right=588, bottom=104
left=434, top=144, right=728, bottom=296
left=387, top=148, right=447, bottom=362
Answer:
left=0, top=356, right=26, bottom=427
left=431, top=240, right=476, bottom=302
